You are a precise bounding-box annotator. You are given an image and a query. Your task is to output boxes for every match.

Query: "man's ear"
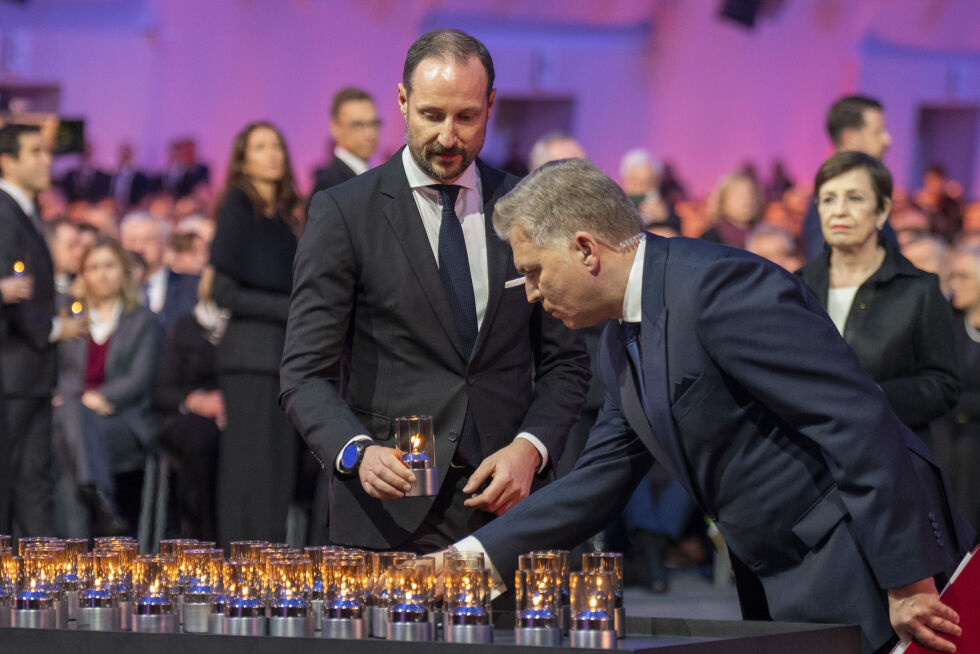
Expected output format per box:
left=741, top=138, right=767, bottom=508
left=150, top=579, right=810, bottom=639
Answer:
left=397, top=83, right=409, bottom=120
left=574, top=232, right=601, bottom=271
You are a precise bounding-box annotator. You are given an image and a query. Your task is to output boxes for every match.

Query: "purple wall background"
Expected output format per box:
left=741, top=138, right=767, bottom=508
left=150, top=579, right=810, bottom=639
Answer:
left=4, top=0, right=980, bottom=196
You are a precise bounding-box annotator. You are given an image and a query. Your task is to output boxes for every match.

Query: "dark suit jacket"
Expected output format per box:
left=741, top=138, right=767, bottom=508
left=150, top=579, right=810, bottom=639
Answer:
left=0, top=189, right=57, bottom=397
left=280, top=149, right=591, bottom=549
left=62, top=168, right=111, bottom=203
left=475, top=235, right=974, bottom=652
left=312, top=157, right=357, bottom=196
left=110, top=168, right=151, bottom=208
left=157, top=270, right=200, bottom=333
left=57, top=305, right=163, bottom=446
left=798, top=238, right=960, bottom=435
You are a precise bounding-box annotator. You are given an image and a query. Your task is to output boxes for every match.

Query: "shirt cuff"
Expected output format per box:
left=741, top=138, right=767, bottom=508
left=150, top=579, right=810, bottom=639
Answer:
left=48, top=317, right=62, bottom=343
left=334, top=435, right=373, bottom=472
left=455, top=535, right=507, bottom=599
left=515, top=432, right=548, bottom=473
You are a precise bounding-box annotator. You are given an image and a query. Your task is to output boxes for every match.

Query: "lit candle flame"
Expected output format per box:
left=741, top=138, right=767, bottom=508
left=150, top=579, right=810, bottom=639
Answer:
left=71, top=301, right=83, bottom=316
left=589, top=596, right=598, bottom=610
left=12, top=261, right=24, bottom=275
left=411, top=434, right=420, bottom=454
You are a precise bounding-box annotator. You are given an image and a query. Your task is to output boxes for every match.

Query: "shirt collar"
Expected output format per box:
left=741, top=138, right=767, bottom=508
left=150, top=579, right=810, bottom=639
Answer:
left=621, top=235, right=646, bottom=323
left=334, top=147, right=369, bottom=176
left=401, top=146, right=478, bottom=192
left=0, top=178, right=36, bottom=217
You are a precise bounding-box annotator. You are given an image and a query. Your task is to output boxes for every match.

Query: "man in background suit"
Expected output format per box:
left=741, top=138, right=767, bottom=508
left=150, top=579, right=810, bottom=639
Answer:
left=281, top=29, right=590, bottom=552
left=109, top=143, right=151, bottom=212
left=0, top=124, right=88, bottom=537
left=61, top=142, right=111, bottom=204
left=461, top=159, right=974, bottom=654
left=311, top=87, right=381, bottom=195
left=120, top=212, right=199, bottom=332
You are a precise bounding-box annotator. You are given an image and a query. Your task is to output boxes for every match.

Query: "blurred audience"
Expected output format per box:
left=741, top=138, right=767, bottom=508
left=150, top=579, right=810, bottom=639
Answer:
left=700, top=173, right=762, bottom=248
left=152, top=266, right=227, bottom=540
left=934, top=245, right=980, bottom=530
left=210, top=121, right=302, bottom=545
left=745, top=222, right=803, bottom=271
left=312, top=87, right=380, bottom=195
left=163, top=138, right=210, bottom=199
left=53, top=237, right=163, bottom=536
left=60, top=142, right=110, bottom=204
left=43, top=218, right=85, bottom=311
left=120, top=212, right=199, bottom=332
left=798, top=151, right=960, bottom=442
left=765, top=159, right=795, bottom=203
left=915, top=165, right=964, bottom=242
left=109, top=143, right=151, bottom=212
left=620, top=148, right=680, bottom=232
left=527, top=131, right=586, bottom=171
left=901, top=234, right=949, bottom=295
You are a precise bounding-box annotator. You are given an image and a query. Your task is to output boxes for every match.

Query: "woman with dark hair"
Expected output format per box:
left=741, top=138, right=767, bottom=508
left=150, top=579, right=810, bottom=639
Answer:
left=210, top=121, right=301, bottom=544
left=54, top=237, right=163, bottom=535
left=798, top=151, right=960, bottom=440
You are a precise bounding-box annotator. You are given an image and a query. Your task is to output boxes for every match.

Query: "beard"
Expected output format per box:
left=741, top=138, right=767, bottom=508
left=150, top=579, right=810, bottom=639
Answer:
left=406, top=132, right=481, bottom=183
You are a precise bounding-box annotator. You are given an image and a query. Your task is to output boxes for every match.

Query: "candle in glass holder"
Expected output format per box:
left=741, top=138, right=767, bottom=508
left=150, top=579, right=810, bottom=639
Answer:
left=180, top=548, right=221, bottom=633
left=582, top=552, right=625, bottom=638
left=77, top=550, right=120, bottom=631
left=13, top=553, right=56, bottom=629
left=132, top=554, right=177, bottom=633
left=365, top=551, right=415, bottom=638
left=222, top=558, right=266, bottom=636
left=320, top=552, right=366, bottom=640
left=569, top=570, right=616, bottom=649
left=445, top=550, right=485, bottom=572
left=396, top=415, right=438, bottom=496
left=515, top=568, right=562, bottom=646
left=445, top=567, right=492, bottom=643
left=95, top=540, right=137, bottom=630
left=12, top=261, right=25, bottom=278
left=267, top=556, right=314, bottom=638
left=0, top=547, right=13, bottom=628
left=385, top=558, right=433, bottom=642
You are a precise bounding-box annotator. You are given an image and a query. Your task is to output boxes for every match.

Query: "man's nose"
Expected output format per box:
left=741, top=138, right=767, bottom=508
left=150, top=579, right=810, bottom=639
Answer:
left=438, top=120, right=457, bottom=148
left=525, top=283, right=541, bottom=304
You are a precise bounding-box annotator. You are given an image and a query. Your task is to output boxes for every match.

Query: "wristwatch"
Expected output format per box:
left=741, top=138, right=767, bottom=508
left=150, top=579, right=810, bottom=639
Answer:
left=339, top=440, right=370, bottom=476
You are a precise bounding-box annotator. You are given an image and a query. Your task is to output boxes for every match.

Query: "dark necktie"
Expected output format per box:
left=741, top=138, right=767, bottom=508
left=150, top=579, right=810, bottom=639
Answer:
left=623, top=322, right=649, bottom=411
left=430, top=184, right=478, bottom=360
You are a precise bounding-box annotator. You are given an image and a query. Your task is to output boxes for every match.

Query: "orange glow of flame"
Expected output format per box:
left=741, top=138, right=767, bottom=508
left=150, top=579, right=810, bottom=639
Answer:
left=13, top=261, right=24, bottom=274
left=589, top=596, right=598, bottom=610
left=411, top=434, right=421, bottom=453
left=71, top=301, right=83, bottom=315
left=30, top=579, right=36, bottom=591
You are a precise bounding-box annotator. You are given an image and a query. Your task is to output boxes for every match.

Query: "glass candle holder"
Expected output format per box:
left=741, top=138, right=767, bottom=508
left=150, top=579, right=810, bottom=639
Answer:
left=582, top=552, right=625, bottom=637
left=0, top=535, right=10, bottom=549
left=77, top=551, right=120, bottom=631
left=319, top=553, right=366, bottom=639
left=445, top=550, right=485, bottom=572
left=396, top=415, right=438, bottom=496
left=222, top=558, right=266, bottom=636
left=133, top=554, right=174, bottom=608
left=445, top=567, right=492, bottom=643
left=569, top=571, right=617, bottom=649
left=514, top=568, right=562, bottom=646
left=228, top=540, right=269, bottom=562
left=386, top=560, right=432, bottom=641
left=13, top=552, right=57, bottom=629
left=364, top=551, right=415, bottom=638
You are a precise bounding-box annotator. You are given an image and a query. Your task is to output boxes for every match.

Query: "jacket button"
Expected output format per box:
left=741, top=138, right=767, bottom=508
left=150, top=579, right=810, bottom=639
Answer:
left=448, top=431, right=459, bottom=442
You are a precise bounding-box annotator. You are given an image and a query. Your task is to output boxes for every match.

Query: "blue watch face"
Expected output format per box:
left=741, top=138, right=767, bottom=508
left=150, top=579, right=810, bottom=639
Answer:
left=341, top=443, right=361, bottom=469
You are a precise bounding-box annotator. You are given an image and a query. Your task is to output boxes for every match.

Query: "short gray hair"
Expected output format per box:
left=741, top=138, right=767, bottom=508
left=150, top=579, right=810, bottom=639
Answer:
left=120, top=210, right=169, bottom=242
left=745, top=222, right=796, bottom=255
left=527, top=131, right=577, bottom=171
left=494, top=158, right=642, bottom=249
left=619, top=148, right=661, bottom=180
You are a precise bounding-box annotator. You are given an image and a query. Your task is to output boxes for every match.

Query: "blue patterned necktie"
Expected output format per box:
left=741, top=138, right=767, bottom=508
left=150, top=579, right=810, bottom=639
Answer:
left=430, top=184, right=478, bottom=360
left=623, top=322, right=648, bottom=411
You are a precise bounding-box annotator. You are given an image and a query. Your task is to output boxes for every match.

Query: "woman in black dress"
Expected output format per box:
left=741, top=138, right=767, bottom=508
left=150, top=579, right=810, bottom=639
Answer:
left=210, top=121, right=301, bottom=544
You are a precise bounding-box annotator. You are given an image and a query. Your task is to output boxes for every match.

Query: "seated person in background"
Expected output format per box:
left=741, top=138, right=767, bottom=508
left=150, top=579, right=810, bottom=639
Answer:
left=901, top=234, right=949, bottom=295
left=152, top=266, right=227, bottom=540
left=54, top=237, right=163, bottom=535
left=700, top=173, right=762, bottom=248
left=620, top=148, right=680, bottom=233
left=745, top=222, right=803, bottom=272
left=168, top=232, right=206, bottom=276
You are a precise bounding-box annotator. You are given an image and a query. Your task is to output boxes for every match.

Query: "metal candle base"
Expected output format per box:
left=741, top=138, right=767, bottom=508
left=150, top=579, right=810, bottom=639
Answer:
left=387, top=620, right=431, bottom=641
left=321, top=617, right=366, bottom=640
left=405, top=467, right=438, bottom=497
left=447, top=624, right=493, bottom=644
left=515, top=626, right=563, bottom=646
left=181, top=601, right=210, bottom=634
left=368, top=605, right=387, bottom=638
left=118, top=599, right=132, bottom=631
left=0, top=605, right=10, bottom=628
left=311, top=598, right=323, bottom=631
left=77, top=606, right=120, bottom=632
left=54, top=597, right=68, bottom=628
left=269, top=615, right=314, bottom=638
left=614, top=606, right=626, bottom=639
left=208, top=611, right=224, bottom=635
left=12, top=609, right=55, bottom=629
left=133, top=613, right=178, bottom=633
left=223, top=616, right=266, bottom=636
left=66, top=589, right=79, bottom=622
left=560, top=604, right=571, bottom=634
left=570, top=629, right=617, bottom=649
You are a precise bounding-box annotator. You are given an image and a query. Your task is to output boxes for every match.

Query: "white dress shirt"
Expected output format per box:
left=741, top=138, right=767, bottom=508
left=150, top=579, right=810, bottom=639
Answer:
left=144, top=267, right=168, bottom=314
left=334, top=147, right=369, bottom=176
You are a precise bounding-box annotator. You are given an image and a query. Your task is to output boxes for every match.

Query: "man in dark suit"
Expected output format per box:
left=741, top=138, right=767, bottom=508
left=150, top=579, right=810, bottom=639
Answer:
left=120, top=212, right=199, bottom=332
left=462, top=159, right=975, bottom=654
left=61, top=142, right=111, bottom=204
left=311, top=87, right=381, bottom=195
left=162, top=139, right=210, bottom=199
left=280, top=29, right=590, bottom=552
left=109, top=143, right=151, bottom=211
left=0, top=124, right=88, bottom=536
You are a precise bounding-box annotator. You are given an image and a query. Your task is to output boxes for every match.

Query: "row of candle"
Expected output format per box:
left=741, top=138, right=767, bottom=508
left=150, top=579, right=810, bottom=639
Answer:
left=0, top=535, right=626, bottom=648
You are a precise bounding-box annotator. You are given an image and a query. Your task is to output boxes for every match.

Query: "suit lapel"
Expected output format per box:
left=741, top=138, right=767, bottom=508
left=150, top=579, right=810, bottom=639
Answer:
left=637, top=236, right=703, bottom=502
left=0, top=190, right=52, bottom=274
left=472, top=161, right=510, bottom=359
left=380, top=152, right=466, bottom=361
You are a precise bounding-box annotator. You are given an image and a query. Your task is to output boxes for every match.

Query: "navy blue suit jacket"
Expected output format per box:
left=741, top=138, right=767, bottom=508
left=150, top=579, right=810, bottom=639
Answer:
left=158, top=270, right=199, bottom=333
left=474, top=234, right=974, bottom=652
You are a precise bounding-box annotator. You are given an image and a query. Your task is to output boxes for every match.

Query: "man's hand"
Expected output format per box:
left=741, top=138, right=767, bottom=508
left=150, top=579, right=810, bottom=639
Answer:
left=81, top=390, right=115, bottom=416
left=0, top=275, right=33, bottom=304
left=463, top=439, right=541, bottom=515
left=58, top=316, right=88, bottom=341
left=186, top=389, right=226, bottom=423
left=359, top=445, right=415, bottom=500
left=887, top=577, right=961, bottom=653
